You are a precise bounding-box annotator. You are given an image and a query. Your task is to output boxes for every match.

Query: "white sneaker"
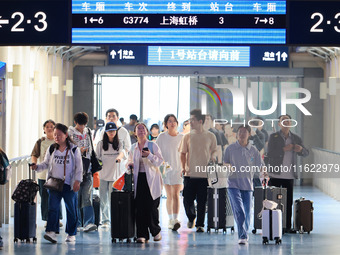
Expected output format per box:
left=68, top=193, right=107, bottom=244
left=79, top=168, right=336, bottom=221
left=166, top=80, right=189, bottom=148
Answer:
left=238, top=239, right=248, bottom=245
left=44, top=232, right=57, bottom=244
left=172, top=219, right=181, bottom=231
left=168, top=219, right=174, bottom=229
left=65, top=235, right=76, bottom=242
left=101, top=222, right=110, bottom=228
left=84, top=223, right=97, bottom=232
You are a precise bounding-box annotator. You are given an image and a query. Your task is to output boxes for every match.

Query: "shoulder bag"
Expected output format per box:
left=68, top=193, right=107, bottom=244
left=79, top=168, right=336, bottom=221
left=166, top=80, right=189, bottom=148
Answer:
left=87, top=128, right=102, bottom=174
left=43, top=148, right=68, bottom=192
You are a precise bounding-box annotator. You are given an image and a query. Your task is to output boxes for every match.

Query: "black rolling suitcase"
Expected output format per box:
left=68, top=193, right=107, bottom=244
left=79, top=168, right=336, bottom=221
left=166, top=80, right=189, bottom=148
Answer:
left=207, top=188, right=234, bottom=233
left=13, top=164, right=39, bottom=243
left=111, top=191, right=135, bottom=243
left=111, top=169, right=135, bottom=243
left=294, top=198, right=313, bottom=234
left=93, top=194, right=100, bottom=227
left=14, top=202, right=37, bottom=243
left=253, top=186, right=287, bottom=234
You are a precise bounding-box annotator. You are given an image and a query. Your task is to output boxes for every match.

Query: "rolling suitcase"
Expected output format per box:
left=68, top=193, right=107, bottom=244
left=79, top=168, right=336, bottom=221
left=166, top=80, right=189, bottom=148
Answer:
left=13, top=164, right=38, bottom=243
left=262, top=209, right=282, bottom=245
left=14, top=202, right=37, bottom=243
left=111, top=168, right=135, bottom=243
left=294, top=198, right=313, bottom=234
left=253, top=185, right=287, bottom=234
left=93, top=194, right=100, bottom=227
left=111, top=191, right=135, bottom=243
left=207, top=188, right=234, bottom=233
left=261, top=181, right=282, bottom=245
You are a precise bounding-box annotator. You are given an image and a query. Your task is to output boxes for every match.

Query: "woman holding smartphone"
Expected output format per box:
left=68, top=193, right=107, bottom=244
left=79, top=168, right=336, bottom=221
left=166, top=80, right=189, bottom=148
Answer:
left=128, top=123, right=164, bottom=244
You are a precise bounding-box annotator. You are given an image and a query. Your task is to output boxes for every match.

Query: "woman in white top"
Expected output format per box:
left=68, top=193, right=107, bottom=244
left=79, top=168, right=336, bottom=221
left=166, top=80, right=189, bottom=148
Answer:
left=96, top=122, right=124, bottom=227
left=32, top=123, right=83, bottom=244
left=128, top=123, right=164, bottom=244
left=156, top=114, right=183, bottom=231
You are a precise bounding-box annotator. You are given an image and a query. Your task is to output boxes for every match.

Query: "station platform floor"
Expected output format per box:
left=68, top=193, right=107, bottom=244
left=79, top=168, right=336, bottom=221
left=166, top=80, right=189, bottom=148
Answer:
left=0, top=185, right=339, bottom=255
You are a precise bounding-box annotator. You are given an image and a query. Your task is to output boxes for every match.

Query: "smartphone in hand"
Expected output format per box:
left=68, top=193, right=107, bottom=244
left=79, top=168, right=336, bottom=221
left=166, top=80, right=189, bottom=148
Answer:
left=142, top=147, right=149, bottom=157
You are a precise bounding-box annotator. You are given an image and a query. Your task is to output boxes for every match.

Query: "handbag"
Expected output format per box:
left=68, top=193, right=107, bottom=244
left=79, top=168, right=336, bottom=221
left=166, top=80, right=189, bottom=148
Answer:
left=44, top=148, right=68, bottom=192
left=87, top=128, right=102, bottom=174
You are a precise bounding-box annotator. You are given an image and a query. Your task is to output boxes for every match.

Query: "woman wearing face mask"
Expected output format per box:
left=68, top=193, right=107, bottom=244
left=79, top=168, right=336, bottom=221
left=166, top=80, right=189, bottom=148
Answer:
left=128, top=123, right=164, bottom=244
left=156, top=114, right=183, bottom=231
left=31, top=120, right=63, bottom=228
left=31, top=123, right=83, bottom=244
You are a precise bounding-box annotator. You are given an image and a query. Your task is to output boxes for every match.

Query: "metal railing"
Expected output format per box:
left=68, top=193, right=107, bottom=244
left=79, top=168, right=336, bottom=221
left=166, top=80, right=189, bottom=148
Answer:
left=0, top=155, right=33, bottom=226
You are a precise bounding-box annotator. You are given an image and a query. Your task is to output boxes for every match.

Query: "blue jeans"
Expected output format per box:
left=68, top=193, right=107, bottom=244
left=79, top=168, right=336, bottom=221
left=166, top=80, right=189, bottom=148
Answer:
left=46, top=184, right=78, bottom=236
left=99, top=180, right=114, bottom=224
left=38, top=179, right=62, bottom=221
left=228, top=188, right=252, bottom=239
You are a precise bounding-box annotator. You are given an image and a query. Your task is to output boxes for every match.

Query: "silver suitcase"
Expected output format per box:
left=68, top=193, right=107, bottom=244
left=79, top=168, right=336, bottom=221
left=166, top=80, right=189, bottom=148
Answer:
left=262, top=209, right=282, bottom=245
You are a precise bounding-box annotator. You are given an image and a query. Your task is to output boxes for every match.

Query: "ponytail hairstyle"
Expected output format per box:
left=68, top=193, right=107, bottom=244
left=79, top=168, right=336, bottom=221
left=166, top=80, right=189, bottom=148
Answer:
left=54, top=123, right=75, bottom=150
left=102, top=131, right=120, bottom=151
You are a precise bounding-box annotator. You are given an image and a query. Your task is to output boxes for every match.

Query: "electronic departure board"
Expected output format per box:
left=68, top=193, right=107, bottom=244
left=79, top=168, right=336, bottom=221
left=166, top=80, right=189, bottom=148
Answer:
left=72, top=0, right=286, bottom=45
left=0, top=0, right=338, bottom=46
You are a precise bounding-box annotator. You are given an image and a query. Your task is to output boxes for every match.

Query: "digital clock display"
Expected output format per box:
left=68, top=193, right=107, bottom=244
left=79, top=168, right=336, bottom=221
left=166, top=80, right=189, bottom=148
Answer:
left=72, top=0, right=286, bottom=45
left=288, top=1, right=340, bottom=45
left=0, top=0, right=69, bottom=45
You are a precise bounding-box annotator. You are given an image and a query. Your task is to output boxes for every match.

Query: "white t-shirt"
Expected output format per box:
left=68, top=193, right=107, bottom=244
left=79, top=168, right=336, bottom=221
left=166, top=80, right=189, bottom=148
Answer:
left=50, top=149, right=74, bottom=186
left=156, top=131, right=183, bottom=172
left=96, top=140, right=124, bottom=181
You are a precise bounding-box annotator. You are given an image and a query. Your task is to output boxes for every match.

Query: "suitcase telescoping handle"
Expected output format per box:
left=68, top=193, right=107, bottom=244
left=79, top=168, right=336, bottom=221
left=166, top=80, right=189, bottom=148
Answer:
left=207, top=160, right=218, bottom=186
left=28, top=163, right=35, bottom=180
left=28, top=163, right=36, bottom=204
left=262, top=178, right=268, bottom=200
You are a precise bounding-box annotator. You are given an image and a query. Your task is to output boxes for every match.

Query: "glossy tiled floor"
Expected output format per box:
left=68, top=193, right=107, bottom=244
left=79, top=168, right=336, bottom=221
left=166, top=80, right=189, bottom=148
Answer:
left=1, top=186, right=339, bottom=255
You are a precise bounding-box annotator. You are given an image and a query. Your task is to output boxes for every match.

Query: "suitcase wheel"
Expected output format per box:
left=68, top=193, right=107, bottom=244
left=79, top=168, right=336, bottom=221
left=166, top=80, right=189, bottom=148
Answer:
left=275, top=238, right=282, bottom=245
left=26, top=238, right=30, bottom=243
left=223, top=228, right=226, bottom=234
left=252, top=229, right=257, bottom=234
left=207, top=228, right=211, bottom=233
left=33, top=237, right=37, bottom=243
left=14, top=238, right=18, bottom=243
left=119, top=238, right=124, bottom=243
left=262, top=237, right=268, bottom=245
left=112, top=238, right=116, bottom=243
left=133, top=237, right=137, bottom=242
left=231, top=227, right=234, bottom=234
